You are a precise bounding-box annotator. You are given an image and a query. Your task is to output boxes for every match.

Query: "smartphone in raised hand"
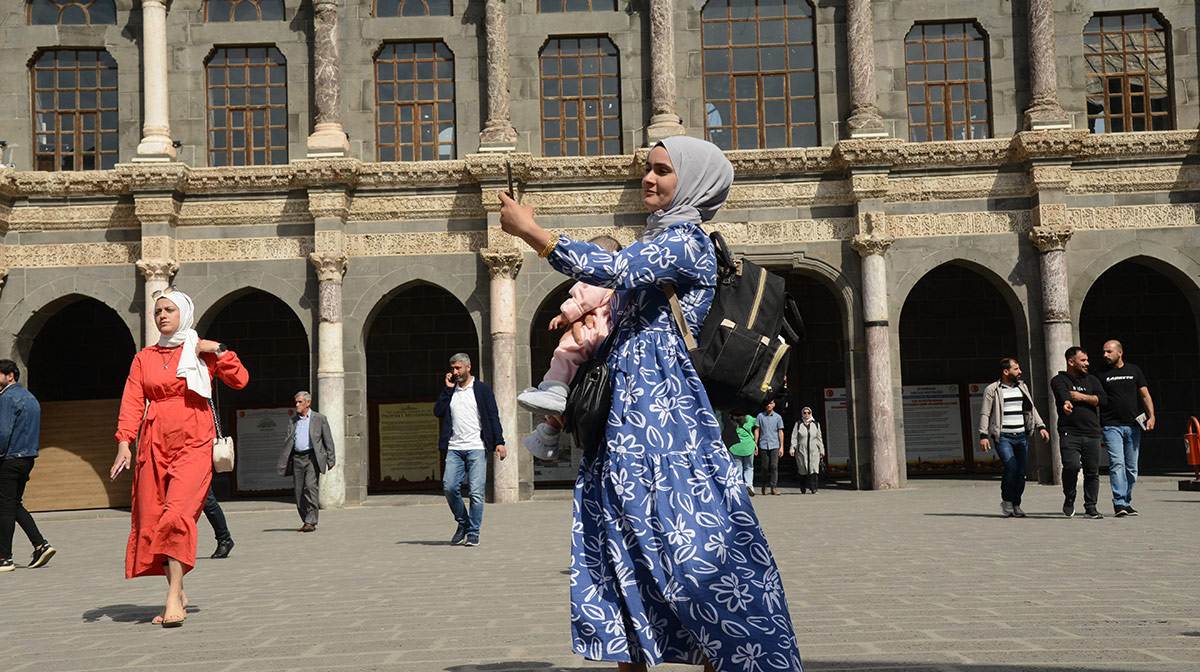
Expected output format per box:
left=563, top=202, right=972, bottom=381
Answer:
left=505, top=160, right=514, bottom=199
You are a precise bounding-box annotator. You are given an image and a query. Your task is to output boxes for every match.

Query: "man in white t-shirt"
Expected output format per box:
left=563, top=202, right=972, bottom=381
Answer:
left=433, top=353, right=506, bottom=547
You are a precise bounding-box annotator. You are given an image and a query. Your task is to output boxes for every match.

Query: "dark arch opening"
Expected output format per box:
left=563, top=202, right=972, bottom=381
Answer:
left=899, top=264, right=1018, bottom=474
left=1079, top=259, right=1200, bottom=472
left=27, top=297, right=136, bottom=401
left=365, top=283, right=478, bottom=492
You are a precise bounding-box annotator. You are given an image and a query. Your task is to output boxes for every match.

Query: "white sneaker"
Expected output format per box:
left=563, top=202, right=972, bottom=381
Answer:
left=524, top=430, right=560, bottom=460
left=1000, top=501, right=1014, bottom=517
left=517, top=380, right=570, bottom=415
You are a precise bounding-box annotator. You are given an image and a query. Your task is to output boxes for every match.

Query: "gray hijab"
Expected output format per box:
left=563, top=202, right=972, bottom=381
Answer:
left=641, top=136, right=734, bottom=243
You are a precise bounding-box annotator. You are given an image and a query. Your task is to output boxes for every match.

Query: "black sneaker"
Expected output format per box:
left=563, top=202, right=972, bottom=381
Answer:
left=1114, top=506, right=1128, bottom=518
left=29, top=543, right=55, bottom=568
left=451, top=525, right=468, bottom=545
left=210, top=539, right=233, bottom=559
left=1062, top=499, right=1075, bottom=518
left=1084, top=508, right=1104, bottom=519
left=1125, top=505, right=1138, bottom=516
left=0, top=558, right=13, bottom=572
left=464, top=534, right=479, bottom=547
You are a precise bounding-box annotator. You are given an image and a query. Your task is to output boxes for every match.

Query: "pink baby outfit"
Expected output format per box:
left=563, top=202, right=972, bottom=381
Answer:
left=545, top=283, right=613, bottom=385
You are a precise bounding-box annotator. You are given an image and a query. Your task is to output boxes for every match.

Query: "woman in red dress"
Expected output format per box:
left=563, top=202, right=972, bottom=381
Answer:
left=109, top=288, right=249, bottom=627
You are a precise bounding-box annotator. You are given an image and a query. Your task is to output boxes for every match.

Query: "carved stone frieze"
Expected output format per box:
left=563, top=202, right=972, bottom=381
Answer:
left=711, top=219, right=855, bottom=245
left=141, top=235, right=175, bottom=261
left=521, top=188, right=644, bottom=216
left=309, top=251, right=348, bottom=283
left=7, top=242, right=140, bottom=267
left=307, top=189, right=351, bottom=221
left=520, top=154, right=639, bottom=183
left=480, top=247, right=523, bottom=279
left=891, top=140, right=1013, bottom=168
left=7, top=202, right=138, bottom=230
left=886, top=172, right=1030, bottom=202
left=889, top=211, right=1033, bottom=237
left=1067, top=204, right=1200, bottom=231
left=1032, top=203, right=1067, bottom=229
left=727, top=180, right=854, bottom=209
left=314, top=230, right=345, bottom=255
left=1077, top=130, right=1200, bottom=161
left=184, top=165, right=298, bottom=193
left=177, top=197, right=313, bottom=227
left=177, top=237, right=314, bottom=262
left=1011, top=129, right=1089, bottom=161
left=832, top=139, right=906, bottom=169
left=726, top=148, right=807, bottom=176
left=348, top=193, right=483, bottom=222
left=850, top=172, right=889, bottom=200
left=1067, top=165, right=1200, bottom=195
left=119, top=162, right=189, bottom=192
left=5, top=170, right=126, bottom=197
left=346, top=231, right=487, bottom=256
left=1029, top=225, right=1073, bottom=252
left=136, top=257, right=179, bottom=282
left=1029, top=164, right=1071, bottom=191
left=357, top=159, right=470, bottom=188
left=292, top=159, right=360, bottom=188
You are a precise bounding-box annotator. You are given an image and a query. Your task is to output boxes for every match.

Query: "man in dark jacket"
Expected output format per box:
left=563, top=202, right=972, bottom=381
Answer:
left=0, top=360, right=55, bottom=572
left=434, top=353, right=506, bottom=547
left=1050, top=346, right=1107, bottom=519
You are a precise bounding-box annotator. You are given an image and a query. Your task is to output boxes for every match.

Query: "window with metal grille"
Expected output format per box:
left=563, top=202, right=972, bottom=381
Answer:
left=904, top=22, right=990, bottom=142
left=205, top=0, right=285, bottom=22
left=375, top=0, right=452, bottom=16
left=540, top=37, right=622, bottom=157
left=538, top=0, right=616, bottom=12
left=29, top=0, right=116, bottom=24
left=31, top=50, right=119, bottom=171
left=1084, top=12, right=1172, bottom=133
left=206, top=47, right=288, bottom=167
left=376, top=42, right=456, bottom=161
left=701, top=0, right=818, bottom=150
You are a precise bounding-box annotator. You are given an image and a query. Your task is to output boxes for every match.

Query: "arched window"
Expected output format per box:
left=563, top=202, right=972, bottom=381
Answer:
left=206, top=47, right=288, bottom=166
left=206, top=0, right=285, bottom=22
left=538, top=0, right=616, bottom=12
left=376, top=42, right=456, bottom=161
left=540, top=37, right=622, bottom=157
left=31, top=49, right=119, bottom=171
left=904, top=22, right=990, bottom=142
left=1084, top=12, right=1172, bottom=133
left=29, top=0, right=116, bottom=25
left=375, top=0, right=452, bottom=17
left=701, top=0, right=818, bottom=150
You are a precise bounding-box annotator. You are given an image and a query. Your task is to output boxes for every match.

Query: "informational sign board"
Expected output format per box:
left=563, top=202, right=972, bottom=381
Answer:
left=234, top=407, right=295, bottom=494
left=822, top=387, right=850, bottom=469
left=533, top=429, right=583, bottom=482
left=376, top=401, right=441, bottom=485
left=902, top=384, right=964, bottom=467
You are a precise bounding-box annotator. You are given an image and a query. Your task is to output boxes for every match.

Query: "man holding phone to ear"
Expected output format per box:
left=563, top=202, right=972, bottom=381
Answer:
left=434, top=353, right=506, bottom=547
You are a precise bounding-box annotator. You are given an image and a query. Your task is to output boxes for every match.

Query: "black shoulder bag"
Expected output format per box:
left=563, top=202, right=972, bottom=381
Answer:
left=563, top=293, right=633, bottom=456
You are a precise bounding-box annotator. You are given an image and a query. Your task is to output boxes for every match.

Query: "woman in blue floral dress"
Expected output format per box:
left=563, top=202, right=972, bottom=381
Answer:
left=499, top=136, right=802, bottom=672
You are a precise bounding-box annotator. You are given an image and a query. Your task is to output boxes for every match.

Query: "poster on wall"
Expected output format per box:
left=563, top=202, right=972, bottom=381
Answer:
left=377, top=402, right=441, bottom=486
left=902, top=384, right=964, bottom=470
left=533, top=425, right=583, bottom=483
left=967, top=382, right=1001, bottom=469
left=822, top=387, right=850, bottom=470
left=234, top=407, right=295, bottom=494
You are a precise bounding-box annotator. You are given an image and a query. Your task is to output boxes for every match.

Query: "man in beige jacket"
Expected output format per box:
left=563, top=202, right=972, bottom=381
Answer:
left=979, top=358, right=1049, bottom=518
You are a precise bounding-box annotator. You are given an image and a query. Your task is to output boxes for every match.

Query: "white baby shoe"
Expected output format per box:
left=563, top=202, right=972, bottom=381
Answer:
left=524, top=423, right=562, bottom=460
left=517, top=380, right=570, bottom=415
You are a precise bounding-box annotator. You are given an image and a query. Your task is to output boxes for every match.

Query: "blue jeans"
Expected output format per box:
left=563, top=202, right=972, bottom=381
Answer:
left=732, top=453, right=754, bottom=489
left=993, top=433, right=1028, bottom=506
left=443, top=449, right=487, bottom=536
left=1102, top=425, right=1141, bottom=507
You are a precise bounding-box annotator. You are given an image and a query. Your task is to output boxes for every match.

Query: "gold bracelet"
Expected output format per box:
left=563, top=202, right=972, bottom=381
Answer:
left=538, top=234, right=559, bottom=259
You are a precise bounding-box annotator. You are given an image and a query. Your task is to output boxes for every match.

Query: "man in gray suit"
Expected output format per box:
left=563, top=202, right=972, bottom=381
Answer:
left=276, top=391, right=335, bottom=532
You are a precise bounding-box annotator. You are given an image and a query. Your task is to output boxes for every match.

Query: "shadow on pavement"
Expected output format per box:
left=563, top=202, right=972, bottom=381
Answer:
left=81, top=603, right=200, bottom=624
left=396, top=540, right=455, bottom=546
left=261, top=528, right=305, bottom=532
left=447, top=663, right=1171, bottom=672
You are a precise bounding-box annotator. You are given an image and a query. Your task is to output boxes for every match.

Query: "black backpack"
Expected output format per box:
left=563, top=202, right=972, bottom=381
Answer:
left=666, top=231, right=804, bottom=416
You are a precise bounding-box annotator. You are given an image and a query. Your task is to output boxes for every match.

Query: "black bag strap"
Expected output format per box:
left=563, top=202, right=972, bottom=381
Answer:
left=593, top=289, right=636, bottom=361
left=781, top=294, right=805, bottom=344
left=709, top=230, right=736, bottom=276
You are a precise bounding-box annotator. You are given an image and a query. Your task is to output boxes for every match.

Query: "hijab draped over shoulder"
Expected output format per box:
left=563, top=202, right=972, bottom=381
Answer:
left=156, top=290, right=212, bottom=399
left=641, top=136, right=734, bottom=243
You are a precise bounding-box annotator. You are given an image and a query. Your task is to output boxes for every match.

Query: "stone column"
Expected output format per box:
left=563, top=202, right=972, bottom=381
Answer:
left=845, top=0, right=886, bottom=138
left=310, top=251, right=348, bottom=508
left=136, top=259, right=179, bottom=345
left=134, top=0, right=176, bottom=160
left=851, top=227, right=899, bottom=490
left=645, top=0, right=686, bottom=143
left=1023, top=0, right=1070, bottom=130
left=307, top=0, right=350, bottom=157
left=479, top=0, right=519, bottom=151
left=480, top=247, right=522, bottom=503
left=1031, top=224, right=1072, bottom=485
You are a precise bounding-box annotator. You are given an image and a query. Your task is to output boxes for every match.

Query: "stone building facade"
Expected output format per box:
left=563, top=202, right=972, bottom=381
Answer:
left=1, top=0, right=1197, bottom=509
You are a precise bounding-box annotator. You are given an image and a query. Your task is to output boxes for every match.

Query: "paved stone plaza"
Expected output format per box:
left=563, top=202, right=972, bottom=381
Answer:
left=3, top=476, right=1199, bottom=672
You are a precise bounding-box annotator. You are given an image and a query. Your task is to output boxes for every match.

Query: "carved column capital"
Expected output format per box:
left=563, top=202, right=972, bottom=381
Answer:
left=851, top=234, right=894, bottom=257
left=1029, top=225, right=1073, bottom=252
left=0, top=266, right=8, bottom=289
left=136, top=258, right=179, bottom=283
left=309, top=252, right=348, bottom=283
left=481, top=247, right=523, bottom=279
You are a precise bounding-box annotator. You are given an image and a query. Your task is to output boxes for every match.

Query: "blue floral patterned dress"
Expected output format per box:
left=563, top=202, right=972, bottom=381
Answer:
left=547, top=223, right=803, bottom=671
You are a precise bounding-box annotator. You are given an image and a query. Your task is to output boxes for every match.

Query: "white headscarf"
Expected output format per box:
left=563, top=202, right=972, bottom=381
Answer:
left=641, top=136, right=734, bottom=243
left=156, top=290, right=211, bottom=399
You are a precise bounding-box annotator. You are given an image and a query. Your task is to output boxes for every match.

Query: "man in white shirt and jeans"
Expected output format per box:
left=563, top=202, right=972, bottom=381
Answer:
left=434, top=353, right=507, bottom=547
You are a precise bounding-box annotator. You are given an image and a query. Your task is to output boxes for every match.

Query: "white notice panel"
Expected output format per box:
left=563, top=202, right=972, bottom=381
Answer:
left=822, top=387, right=850, bottom=468
left=234, top=407, right=295, bottom=493
left=902, top=384, right=964, bottom=464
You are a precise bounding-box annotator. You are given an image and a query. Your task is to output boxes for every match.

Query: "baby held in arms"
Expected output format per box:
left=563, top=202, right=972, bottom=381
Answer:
left=519, top=235, right=622, bottom=459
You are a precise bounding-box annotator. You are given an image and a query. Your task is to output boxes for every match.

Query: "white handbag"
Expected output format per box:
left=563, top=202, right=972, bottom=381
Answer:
left=209, top=385, right=235, bottom=473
